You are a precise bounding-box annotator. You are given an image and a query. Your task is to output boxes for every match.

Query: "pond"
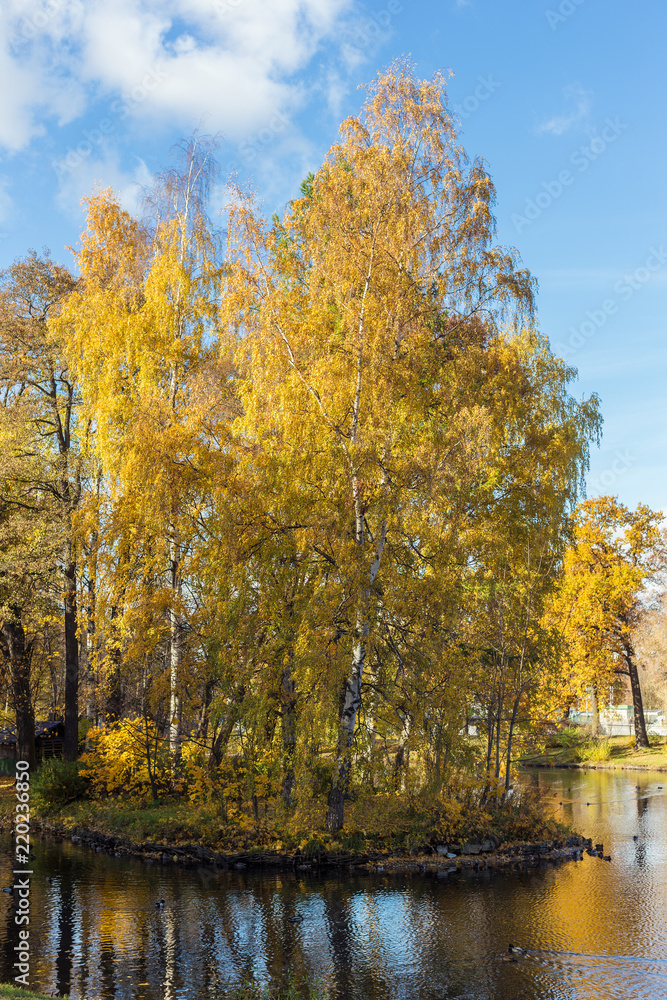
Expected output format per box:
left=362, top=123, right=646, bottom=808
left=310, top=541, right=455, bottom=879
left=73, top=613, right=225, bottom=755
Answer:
left=2, top=768, right=667, bottom=999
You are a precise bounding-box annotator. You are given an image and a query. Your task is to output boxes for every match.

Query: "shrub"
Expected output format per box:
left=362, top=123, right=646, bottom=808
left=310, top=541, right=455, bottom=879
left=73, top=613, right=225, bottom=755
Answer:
left=308, top=758, right=334, bottom=797
left=32, top=758, right=88, bottom=812
left=545, top=725, right=585, bottom=749
left=79, top=718, right=170, bottom=799
left=576, top=738, right=611, bottom=762
left=301, top=836, right=326, bottom=857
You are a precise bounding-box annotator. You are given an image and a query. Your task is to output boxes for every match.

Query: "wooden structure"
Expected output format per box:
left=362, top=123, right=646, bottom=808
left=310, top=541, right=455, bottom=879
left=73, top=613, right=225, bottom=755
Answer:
left=0, top=721, right=66, bottom=774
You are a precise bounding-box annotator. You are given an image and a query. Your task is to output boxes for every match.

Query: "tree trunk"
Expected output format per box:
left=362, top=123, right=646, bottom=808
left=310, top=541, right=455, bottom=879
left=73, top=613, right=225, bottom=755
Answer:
left=83, top=542, right=98, bottom=723
left=143, top=716, right=159, bottom=802
left=325, top=271, right=383, bottom=834
left=209, top=684, right=245, bottom=773
left=63, top=550, right=79, bottom=761
left=82, top=634, right=95, bottom=721
left=46, top=631, right=60, bottom=720
left=1, top=616, right=36, bottom=768
left=198, top=677, right=216, bottom=740
left=105, top=646, right=122, bottom=722
left=625, top=644, right=649, bottom=749
left=393, top=744, right=405, bottom=792
left=494, top=670, right=505, bottom=782
left=169, top=619, right=182, bottom=771
left=326, top=495, right=386, bottom=834
left=326, top=628, right=365, bottom=834
left=393, top=712, right=412, bottom=792
left=280, top=661, right=297, bottom=811
left=590, top=683, right=600, bottom=737
left=504, top=688, right=522, bottom=793
left=484, top=696, right=495, bottom=777
left=169, top=541, right=183, bottom=773
left=104, top=604, right=122, bottom=722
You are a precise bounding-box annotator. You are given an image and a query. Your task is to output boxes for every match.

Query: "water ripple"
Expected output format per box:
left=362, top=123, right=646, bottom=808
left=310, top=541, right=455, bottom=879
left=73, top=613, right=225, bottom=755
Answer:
left=2, top=769, right=667, bottom=998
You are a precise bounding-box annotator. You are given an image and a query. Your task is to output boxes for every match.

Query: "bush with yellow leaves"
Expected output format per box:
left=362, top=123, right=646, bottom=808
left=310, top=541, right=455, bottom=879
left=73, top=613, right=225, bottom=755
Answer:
left=80, top=717, right=170, bottom=800
left=183, top=747, right=277, bottom=825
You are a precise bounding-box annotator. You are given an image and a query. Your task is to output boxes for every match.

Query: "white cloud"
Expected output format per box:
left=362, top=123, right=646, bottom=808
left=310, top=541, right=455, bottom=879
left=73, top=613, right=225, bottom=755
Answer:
left=0, top=0, right=89, bottom=150
left=322, top=68, right=348, bottom=122
left=0, top=0, right=354, bottom=151
left=0, top=44, right=44, bottom=150
left=537, top=83, right=592, bottom=137
left=79, top=3, right=171, bottom=92
left=54, top=148, right=153, bottom=222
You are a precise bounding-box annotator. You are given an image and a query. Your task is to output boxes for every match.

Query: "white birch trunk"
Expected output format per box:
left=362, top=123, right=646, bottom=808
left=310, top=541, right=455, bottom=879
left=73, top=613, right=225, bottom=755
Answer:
left=169, top=539, right=182, bottom=770
left=326, top=509, right=386, bottom=832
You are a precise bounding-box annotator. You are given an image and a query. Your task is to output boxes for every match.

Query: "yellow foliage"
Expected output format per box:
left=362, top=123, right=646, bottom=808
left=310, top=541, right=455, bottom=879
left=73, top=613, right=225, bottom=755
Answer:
left=80, top=719, right=169, bottom=798
left=5, top=72, right=608, bottom=838
left=546, top=496, right=662, bottom=704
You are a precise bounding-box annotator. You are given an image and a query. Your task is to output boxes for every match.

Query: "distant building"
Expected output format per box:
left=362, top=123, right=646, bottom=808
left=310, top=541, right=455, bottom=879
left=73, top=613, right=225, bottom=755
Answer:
left=568, top=706, right=667, bottom=737
left=0, top=721, right=65, bottom=774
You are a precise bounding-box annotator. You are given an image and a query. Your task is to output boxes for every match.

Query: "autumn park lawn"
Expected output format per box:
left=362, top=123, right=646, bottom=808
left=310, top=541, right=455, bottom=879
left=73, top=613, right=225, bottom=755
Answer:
left=0, top=988, right=71, bottom=1000
left=522, top=733, right=667, bottom=770
left=0, top=981, right=325, bottom=1000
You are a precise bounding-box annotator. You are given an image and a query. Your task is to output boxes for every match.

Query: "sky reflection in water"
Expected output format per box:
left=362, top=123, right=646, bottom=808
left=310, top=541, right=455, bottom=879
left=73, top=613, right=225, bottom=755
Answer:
left=2, top=768, right=667, bottom=999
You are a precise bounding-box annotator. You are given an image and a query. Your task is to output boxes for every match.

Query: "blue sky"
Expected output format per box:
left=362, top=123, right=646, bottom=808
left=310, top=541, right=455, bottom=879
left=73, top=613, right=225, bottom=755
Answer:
left=1, top=0, right=665, bottom=515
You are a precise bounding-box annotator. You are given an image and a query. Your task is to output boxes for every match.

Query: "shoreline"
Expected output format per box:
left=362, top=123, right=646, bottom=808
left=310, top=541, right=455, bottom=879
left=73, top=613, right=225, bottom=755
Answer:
left=23, top=816, right=591, bottom=877
left=518, top=734, right=667, bottom=772
left=0, top=988, right=69, bottom=1000
left=523, top=760, right=667, bottom=773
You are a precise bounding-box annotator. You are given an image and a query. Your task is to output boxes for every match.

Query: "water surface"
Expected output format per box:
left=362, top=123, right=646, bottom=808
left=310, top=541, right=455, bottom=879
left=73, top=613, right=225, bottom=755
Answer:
left=2, top=768, right=667, bottom=999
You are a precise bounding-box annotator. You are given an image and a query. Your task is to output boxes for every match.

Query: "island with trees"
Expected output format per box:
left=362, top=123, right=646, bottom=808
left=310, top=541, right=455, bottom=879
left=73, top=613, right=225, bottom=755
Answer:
left=1, top=63, right=664, bottom=861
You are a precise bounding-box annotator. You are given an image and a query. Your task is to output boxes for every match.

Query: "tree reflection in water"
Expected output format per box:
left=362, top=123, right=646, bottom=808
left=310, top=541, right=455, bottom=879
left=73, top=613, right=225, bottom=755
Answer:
left=2, top=772, right=667, bottom=1000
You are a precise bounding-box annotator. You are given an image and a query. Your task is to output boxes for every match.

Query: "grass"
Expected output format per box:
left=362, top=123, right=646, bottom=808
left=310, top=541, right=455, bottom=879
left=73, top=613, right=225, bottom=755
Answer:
left=0, top=769, right=570, bottom=860
left=522, top=732, right=667, bottom=769
left=0, top=981, right=328, bottom=1000
left=576, top=738, right=612, bottom=762
left=20, top=779, right=570, bottom=859
left=0, top=987, right=70, bottom=1000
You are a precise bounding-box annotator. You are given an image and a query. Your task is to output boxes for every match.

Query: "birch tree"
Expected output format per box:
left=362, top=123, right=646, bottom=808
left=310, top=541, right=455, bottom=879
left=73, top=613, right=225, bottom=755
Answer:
left=223, top=61, right=539, bottom=832
left=56, top=138, right=231, bottom=771
left=0, top=252, right=80, bottom=758
left=464, top=331, right=600, bottom=791
left=549, top=497, right=662, bottom=748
